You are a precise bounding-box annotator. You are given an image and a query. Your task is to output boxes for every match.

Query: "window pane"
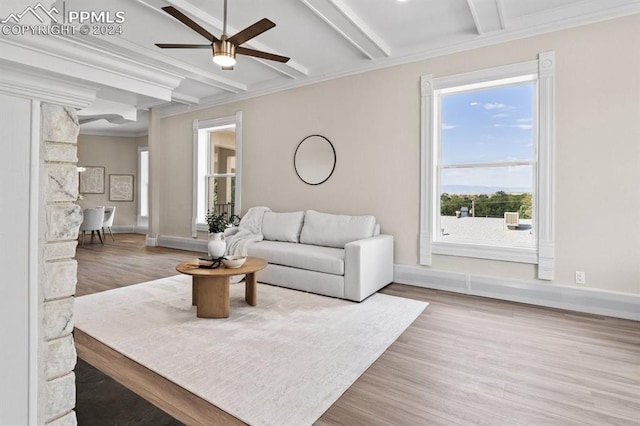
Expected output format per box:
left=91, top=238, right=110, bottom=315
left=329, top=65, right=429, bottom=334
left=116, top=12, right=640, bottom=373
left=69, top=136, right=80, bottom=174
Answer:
left=207, top=176, right=235, bottom=218
left=439, top=166, right=534, bottom=246
left=210, top=131, right=236, bottom=174
left=203, top=126, right=237, bottom=222
left=441, top=164, right=533, bottom=195
left=441, top=82, right=535, bottom=165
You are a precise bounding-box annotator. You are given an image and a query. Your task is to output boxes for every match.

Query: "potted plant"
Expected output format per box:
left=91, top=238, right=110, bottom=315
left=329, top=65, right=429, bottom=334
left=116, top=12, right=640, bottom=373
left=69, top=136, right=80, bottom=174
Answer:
left=205, top=210, right=229, bottom=258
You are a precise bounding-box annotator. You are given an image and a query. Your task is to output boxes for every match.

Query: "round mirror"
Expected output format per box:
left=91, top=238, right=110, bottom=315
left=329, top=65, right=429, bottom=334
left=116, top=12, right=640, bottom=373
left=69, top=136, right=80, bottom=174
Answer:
left=294, top=135, right=336, bottom=185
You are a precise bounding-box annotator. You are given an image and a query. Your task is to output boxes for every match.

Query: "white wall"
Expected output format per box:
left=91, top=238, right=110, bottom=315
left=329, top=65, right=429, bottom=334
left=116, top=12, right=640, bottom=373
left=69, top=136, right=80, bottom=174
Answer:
left=152, top=15, right=640, bottom=296
left=0, top=93, right=33, bottom=424
left=77, top=134, right=147, bottom=229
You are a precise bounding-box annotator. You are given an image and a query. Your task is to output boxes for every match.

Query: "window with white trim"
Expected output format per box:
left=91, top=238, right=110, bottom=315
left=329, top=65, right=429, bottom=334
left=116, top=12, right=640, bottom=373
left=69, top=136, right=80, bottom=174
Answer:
left=193, top=113, right=242, bottom=235
left=420, top=53, right=555, bottom=279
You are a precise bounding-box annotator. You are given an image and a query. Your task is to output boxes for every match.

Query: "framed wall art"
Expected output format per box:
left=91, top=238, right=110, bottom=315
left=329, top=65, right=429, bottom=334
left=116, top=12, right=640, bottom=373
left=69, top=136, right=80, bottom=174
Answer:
left=79, top=166, right=105, bottom=194
left=109, top=174, right=134, bottom=201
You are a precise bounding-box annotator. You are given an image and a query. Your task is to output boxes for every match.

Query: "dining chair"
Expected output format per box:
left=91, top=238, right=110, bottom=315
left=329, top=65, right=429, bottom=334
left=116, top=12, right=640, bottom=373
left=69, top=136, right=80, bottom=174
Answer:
left=102, top=206, right=117, bottom=241
left=79, top=207, right=105, bottom=247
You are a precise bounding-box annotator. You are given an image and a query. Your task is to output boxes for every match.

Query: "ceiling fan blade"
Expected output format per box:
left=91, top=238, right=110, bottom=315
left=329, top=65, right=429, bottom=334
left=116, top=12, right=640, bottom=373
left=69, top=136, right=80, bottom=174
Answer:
left=161, top=6, right=218, bottom=42
left=236, top=46, right=290, bottom=63
left=155, top=44, right=211, bottom=49
left=227, top=18, right=275, bottom=46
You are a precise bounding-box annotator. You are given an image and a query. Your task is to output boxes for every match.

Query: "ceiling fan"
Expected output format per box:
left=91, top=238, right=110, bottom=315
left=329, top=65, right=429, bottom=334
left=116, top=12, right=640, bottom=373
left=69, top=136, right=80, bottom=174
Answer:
left=155, top=0, right=289, bottom=70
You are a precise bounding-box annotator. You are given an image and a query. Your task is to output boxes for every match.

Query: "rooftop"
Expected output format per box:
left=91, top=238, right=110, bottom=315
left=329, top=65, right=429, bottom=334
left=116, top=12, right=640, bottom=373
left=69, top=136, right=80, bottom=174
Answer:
left=439, top=215, right=533, bottom=246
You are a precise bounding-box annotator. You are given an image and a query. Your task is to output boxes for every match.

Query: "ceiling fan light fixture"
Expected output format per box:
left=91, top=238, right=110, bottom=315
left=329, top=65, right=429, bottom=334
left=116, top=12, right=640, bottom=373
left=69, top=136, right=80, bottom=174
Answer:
left=213, top=39, right=236, bottom=67
left=156, top=5, right=289, bottom=68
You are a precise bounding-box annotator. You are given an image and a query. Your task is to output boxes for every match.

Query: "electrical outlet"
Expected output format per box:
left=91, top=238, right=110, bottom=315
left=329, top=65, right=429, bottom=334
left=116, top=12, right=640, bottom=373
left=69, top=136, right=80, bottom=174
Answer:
left=575, top=271, right=586, bottom=285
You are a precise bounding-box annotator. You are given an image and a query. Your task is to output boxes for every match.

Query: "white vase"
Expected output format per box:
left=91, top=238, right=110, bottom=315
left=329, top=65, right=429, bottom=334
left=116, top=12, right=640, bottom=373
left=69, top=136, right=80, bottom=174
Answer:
left=207, top=232, right=226, bottom=258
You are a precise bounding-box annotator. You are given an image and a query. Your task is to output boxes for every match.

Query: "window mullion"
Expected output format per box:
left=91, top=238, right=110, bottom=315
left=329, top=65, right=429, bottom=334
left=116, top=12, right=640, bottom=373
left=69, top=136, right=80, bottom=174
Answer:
left=206, top=173, right=236, bottom=178
left=441, top=160, right=536, bottom=169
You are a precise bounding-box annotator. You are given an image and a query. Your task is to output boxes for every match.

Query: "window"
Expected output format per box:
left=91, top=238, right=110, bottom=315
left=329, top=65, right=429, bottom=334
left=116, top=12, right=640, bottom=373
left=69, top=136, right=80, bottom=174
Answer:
left=193, top=113, right=242, bottom=235
left=438, top=77, right=536, bottom=248
left=206, top=128, right=236, bottom=217
left=420, top=53, right=555, bottom=279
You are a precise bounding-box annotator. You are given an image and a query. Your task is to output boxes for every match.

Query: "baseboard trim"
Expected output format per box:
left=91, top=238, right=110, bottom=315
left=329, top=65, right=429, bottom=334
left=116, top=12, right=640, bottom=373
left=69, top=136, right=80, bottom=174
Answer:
left=158, top=235, right=207, bottom=253
left=111, top=225, right=136, bottom=234
left=106, top=225, right=147, bottom=234
left=147, top=237, right=639, bottom=321
left=394, top=264, right=640, bottom=321
left=134, top=225, right=149, bottom=234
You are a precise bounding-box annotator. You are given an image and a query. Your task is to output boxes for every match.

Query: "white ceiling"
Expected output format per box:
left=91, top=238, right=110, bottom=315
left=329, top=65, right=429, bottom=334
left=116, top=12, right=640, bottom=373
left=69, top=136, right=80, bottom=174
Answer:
left=2, top=0, right=639, bottom=135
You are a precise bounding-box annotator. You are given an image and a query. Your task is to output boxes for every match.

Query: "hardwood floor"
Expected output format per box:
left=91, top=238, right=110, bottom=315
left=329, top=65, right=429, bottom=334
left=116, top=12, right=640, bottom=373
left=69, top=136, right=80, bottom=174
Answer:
left=75, top=233, right=202, bottom=297
left=75, top=234, right=640, bottom=425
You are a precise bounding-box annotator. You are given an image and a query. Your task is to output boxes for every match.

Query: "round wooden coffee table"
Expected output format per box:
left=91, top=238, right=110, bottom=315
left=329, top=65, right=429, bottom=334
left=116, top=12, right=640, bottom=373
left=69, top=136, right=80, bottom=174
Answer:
left=176, top=257, right=267, bottom=318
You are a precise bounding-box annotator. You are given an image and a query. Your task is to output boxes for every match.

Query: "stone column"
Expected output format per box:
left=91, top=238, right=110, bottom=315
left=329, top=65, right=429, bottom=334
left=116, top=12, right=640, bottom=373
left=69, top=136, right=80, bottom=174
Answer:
left=40, top=104, right=83, bottom=425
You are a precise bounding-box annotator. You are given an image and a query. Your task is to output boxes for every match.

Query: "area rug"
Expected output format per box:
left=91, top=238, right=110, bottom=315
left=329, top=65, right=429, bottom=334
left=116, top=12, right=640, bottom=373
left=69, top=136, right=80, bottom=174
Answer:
left=74, top=275, right=427, bottom=426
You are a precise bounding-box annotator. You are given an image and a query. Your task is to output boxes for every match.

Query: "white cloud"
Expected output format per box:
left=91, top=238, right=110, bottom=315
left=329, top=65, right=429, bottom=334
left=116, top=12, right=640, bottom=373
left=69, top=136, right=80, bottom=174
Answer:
left=517, top=118, right=533, bottom=123
left=493, top=113, right=509, bottom=118
left=494, top=124, right=532, bottom=130
left=484, top=102, right=507, bottom=110
left=442, top=123, right=456, bottom=130
left=470, top=102, right=479, bottom=106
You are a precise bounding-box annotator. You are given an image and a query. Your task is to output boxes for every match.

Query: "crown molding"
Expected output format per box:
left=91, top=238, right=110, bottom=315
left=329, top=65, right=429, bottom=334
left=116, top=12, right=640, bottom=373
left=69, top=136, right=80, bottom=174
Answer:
left=0, top=35, right=184, bottom=101
left=77, top=98, right=137, bottom=122
left=0, top=63, right=96, bottom=108
left=67, top=34, right=247, bottom=94
left=79, top=128, right=148, bottom=138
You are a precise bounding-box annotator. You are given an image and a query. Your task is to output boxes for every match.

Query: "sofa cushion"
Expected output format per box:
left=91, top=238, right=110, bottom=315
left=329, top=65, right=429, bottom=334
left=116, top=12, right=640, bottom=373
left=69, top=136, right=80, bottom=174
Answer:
left=262, top=211, right=304, bottom=243
left=299, top=210, right=376, bottom=248
left=247, top=240, right=345, bottom=275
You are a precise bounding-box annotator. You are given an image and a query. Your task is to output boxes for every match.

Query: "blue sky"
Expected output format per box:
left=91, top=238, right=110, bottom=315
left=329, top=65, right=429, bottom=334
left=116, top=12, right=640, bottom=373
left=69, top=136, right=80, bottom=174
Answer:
left=440, top=82, right=535, bottom=192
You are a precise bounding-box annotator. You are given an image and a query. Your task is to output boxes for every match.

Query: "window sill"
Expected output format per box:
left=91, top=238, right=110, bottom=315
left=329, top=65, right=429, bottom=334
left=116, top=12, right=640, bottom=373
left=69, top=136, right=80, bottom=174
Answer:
left=432, top=241, right=538, bottom=264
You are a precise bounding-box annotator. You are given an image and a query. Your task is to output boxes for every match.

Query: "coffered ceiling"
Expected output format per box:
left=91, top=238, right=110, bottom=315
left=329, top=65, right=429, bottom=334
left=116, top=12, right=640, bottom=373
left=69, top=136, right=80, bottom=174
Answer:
left=1, top=0, right=639, bottom=135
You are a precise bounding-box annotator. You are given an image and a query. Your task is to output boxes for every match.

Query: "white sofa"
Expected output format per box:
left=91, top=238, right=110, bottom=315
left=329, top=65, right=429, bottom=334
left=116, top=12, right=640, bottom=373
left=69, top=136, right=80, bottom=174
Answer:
left=243, top=210, right=393, bottom=302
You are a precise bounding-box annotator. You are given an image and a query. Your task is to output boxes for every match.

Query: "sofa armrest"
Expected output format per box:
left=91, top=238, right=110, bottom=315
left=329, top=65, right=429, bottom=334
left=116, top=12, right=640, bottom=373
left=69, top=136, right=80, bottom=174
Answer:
left=344, top=234, right=394, bottom=302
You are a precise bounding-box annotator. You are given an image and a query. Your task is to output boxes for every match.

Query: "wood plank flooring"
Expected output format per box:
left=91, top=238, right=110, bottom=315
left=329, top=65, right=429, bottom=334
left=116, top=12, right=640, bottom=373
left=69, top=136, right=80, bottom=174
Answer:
left=75, top=234, right=640, bottom=425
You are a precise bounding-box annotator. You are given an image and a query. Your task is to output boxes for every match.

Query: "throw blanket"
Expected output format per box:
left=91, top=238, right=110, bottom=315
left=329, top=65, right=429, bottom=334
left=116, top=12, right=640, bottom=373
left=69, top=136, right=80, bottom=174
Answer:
left=225, top=206, right=271, bottom=283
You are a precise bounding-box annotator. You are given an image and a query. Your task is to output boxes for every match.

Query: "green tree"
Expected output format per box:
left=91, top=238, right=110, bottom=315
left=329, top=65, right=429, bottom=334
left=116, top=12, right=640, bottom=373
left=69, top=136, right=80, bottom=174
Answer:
left=518, top=193, right=532, bottom=219
left=440, top=191, right=533, bottom=218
